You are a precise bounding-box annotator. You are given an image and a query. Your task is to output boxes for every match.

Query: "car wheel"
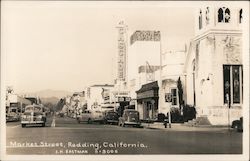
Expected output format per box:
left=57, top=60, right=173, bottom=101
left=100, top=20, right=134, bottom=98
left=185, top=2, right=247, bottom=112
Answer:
left=42, top=123, right=46, bottom=127
left=21, top=124, right=26, bottom=128
left=234, top=125, right=238, bottom=129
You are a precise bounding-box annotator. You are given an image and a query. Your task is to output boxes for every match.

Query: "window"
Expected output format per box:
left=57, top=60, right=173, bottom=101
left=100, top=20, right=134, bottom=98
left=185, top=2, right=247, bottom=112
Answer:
left=218, top=8, right=224, bottom=22
left=223, top=65, right=243, bottom=104
left=239, top=9, right=243, bottom=23
left=225, top=8, right=230, bottom=23
left=205, top=7, right=210, bottom=25
left=171, top=88, right=178, bottom=106
left=218, top=7, right=230, bottom=23
left=199, top=10, right=202, bottom=29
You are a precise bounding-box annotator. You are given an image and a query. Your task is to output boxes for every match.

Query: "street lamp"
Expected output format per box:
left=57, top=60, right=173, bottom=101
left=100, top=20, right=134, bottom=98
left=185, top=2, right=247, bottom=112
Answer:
left=225, top=81, right=230, bottom=131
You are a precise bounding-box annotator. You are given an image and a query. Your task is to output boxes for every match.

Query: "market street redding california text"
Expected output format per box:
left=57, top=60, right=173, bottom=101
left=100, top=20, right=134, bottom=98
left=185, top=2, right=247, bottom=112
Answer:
left=9, top=141, right=148, bottom=149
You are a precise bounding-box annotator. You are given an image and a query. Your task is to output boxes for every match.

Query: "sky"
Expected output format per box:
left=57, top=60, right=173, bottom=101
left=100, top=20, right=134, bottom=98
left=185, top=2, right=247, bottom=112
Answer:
left=2, top=1, right=195, bottom=93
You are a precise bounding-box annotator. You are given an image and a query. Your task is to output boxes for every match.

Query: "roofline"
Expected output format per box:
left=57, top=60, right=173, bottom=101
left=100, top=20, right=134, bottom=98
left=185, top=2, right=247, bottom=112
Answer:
left=183, top=28, right=242, bottom=73
left=90, top=84, right=114, bottom=87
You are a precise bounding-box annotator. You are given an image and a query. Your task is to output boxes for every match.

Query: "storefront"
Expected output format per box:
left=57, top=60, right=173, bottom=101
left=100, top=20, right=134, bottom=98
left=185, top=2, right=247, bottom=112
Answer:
left=136, top=81, right=159, bottom=120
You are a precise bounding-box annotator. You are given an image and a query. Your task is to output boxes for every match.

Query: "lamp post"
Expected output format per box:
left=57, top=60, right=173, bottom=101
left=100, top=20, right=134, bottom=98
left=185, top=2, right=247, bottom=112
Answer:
left=226, top=93, right=230, bottom=131
left=225, top=81, right=230, bottom=131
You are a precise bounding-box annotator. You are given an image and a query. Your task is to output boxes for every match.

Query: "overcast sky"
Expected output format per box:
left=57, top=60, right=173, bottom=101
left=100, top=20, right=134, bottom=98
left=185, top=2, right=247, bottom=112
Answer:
left=2, top=1, right=195, bottom=93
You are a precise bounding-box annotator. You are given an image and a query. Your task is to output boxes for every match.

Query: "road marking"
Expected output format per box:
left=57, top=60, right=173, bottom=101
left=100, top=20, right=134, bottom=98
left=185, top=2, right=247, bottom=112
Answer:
left=51, top=116, right=56, bottom=127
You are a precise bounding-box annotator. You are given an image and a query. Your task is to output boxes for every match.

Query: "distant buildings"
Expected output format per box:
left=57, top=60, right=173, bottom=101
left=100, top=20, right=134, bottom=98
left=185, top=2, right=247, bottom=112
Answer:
left=85, top=84, right=114, bottom=111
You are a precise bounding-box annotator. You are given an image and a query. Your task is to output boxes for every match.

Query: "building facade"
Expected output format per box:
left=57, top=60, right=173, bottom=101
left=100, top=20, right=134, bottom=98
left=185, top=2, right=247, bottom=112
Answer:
left=85, top=84, right=114, bottom=111
left=184, top=5, right=243, bottom=125
left=127, top=30, right=161, bottom=120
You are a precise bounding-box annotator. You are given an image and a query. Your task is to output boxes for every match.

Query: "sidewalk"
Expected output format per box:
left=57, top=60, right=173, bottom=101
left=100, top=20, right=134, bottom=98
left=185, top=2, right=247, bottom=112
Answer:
left=141, top=122, right=232, bottom=132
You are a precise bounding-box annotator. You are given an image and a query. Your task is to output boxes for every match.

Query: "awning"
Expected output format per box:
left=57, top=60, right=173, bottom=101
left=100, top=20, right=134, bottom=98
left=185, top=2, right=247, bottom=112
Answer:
left=136, top=81, right=159, bottom=100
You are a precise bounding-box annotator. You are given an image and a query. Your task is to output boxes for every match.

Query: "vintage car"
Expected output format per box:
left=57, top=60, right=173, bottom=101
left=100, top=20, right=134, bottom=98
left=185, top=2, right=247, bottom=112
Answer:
left=118, top=109, right=141, bottom=127
left=231, top=117, right=243, bottom=132
left=103, top=111, right=119, bottom=124
left=77, top=110, right=104, bottom=124
left=21, top=105, right=47, bottom=127
left=6, top=107, right=20, bottom=122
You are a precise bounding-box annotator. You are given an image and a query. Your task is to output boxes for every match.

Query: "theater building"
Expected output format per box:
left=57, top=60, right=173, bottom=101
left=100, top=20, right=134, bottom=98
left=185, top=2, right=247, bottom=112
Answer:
left=184, top=5, right=244, bottom=125
left=127, top=30, right=161, bottom=120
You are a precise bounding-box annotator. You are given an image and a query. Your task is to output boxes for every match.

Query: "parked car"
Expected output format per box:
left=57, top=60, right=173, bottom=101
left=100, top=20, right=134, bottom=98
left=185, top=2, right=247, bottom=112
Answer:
left=231, top=117, right=243, bottom=132
left=59, top=112, right=65, bottom=117
left=103, top=111, right=119, bottom=124
left=118, top=109, right=141, bottom=127
left=6, top=107, right=20, bottom=122
left=77, top=110, right=104, bottom=124
left=21, top=105, right=47, bottom=128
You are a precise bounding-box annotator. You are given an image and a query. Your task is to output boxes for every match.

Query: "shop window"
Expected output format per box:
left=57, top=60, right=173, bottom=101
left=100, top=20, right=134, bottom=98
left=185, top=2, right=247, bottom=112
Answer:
left=171, top=88, right=178, bottom=106
left=223, top=65, right=243, bottom=104
left=239, top=9, right=243, bottom=23
left=199, top=10, right=202, bottom=29
left=218, top=7, right=230, bottom=23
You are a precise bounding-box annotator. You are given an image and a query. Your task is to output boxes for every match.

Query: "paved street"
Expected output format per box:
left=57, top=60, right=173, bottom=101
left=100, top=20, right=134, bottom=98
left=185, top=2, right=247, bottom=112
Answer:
left=6, top=115, right=242, bottom=155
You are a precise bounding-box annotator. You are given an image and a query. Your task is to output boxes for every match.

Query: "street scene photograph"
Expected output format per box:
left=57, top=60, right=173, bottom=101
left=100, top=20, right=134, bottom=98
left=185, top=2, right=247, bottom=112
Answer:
left=1, top=1, right=249, bottom=161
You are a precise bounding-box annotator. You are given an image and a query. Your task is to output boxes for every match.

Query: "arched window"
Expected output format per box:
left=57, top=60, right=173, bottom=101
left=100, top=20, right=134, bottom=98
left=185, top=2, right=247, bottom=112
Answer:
left=205, top=7, right=210, bottom=25
left=218, top=7, right=230, bottom=23
left=199, top=10, right=202, bottom=29
left=239, top=9, right=243, bottom=23
left=218, top=8, right=224, bottom=22
left=225, top=8, right=230, bottom=23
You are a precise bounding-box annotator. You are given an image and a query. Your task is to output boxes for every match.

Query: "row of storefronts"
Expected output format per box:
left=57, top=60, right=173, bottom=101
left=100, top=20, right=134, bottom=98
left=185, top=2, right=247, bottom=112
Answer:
left=69, top=5, right=245, bottom=125
left=113, top=5, right=245, bottom=125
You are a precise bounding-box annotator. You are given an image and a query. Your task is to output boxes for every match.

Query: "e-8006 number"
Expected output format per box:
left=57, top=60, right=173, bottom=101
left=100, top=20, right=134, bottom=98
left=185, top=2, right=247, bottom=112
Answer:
left=95, top=149, right=118, bottom=154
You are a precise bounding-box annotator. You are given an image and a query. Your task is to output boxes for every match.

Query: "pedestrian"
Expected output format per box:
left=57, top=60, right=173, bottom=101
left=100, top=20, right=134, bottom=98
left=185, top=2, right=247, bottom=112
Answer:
left=164, top=116, right=168, bottom=128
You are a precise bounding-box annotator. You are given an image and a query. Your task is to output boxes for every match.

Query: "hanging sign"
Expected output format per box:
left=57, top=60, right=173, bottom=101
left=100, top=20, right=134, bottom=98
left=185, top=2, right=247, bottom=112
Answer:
left=165, top=93, right=172, bottom=102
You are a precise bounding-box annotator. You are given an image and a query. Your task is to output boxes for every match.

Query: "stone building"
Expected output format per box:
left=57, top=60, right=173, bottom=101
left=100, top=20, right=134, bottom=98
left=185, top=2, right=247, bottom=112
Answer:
left=184, top=5, right=244, bottom=125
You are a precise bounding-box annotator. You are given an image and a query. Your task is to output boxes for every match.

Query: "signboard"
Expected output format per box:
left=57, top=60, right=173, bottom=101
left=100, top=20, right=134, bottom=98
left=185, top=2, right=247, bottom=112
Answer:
left=165, top=93, right=172, bottom=102
left=117, top=22, right=127, bottom=81
left=102, top=88, right=110, bottom=101
left=130, top=30, right=161, bottom=45
left=117, top=97, right=131, bottom=102
left=113, top=91, right=130, bottom=97
left=137, top=90, right=155, bottom=100
left=118, top=97, right=125, bottom=102
left=125, top=97, right=131, bottom=102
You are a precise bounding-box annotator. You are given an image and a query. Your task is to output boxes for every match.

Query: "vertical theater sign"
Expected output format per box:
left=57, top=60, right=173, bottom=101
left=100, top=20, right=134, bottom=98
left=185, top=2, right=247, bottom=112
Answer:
left=116, top=21, right=127, bottom=81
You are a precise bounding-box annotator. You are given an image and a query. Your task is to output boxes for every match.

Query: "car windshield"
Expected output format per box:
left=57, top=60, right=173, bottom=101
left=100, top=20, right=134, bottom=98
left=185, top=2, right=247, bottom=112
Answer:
left=107, top=112, right=117, bottom=116
left=128, top=111, right=138, bottom=117
left=11, top=109, right=17, bottom=112
left=34, top=106, right=42, bottom=112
